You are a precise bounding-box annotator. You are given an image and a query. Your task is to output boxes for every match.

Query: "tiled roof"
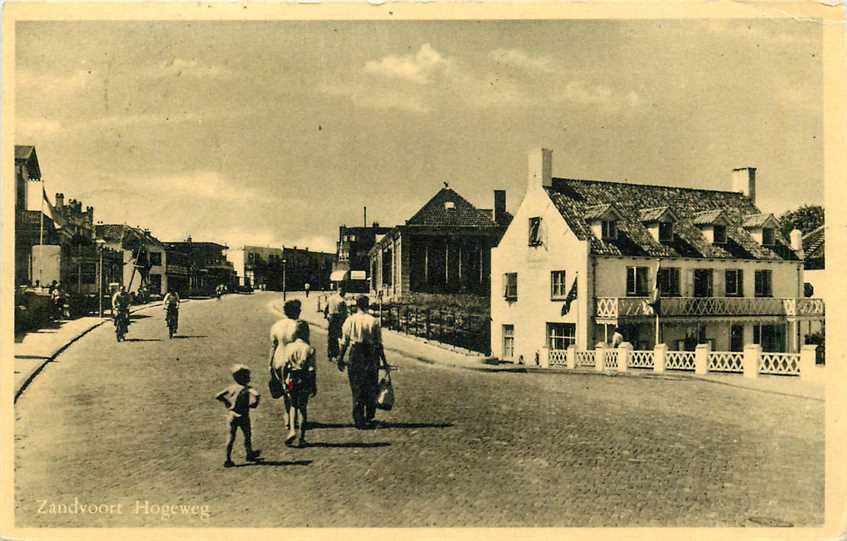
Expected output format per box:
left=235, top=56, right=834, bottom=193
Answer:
left=96, top=224, right=163, bottom=248
left=639, top=206, right=672, bottom=223
left=803, top=226, right=824, bottom=261
left=406, top=187, right=499, bottom=228
left=15, top=145, right=41, bottom=178
left=544, top=178, right=799, bottom=261
left=691, top=209, right=726, bottom=225
left=743, top=213, right=777, bottom=228
left=583, top=203, right=620, bottom=221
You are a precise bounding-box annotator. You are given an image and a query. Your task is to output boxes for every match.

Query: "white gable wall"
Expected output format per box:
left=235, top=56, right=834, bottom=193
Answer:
left=491, top=185, right=591, bottom=364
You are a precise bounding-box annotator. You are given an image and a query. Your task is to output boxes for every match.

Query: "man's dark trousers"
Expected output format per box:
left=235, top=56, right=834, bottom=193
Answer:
left=347, top=344, right=378, bottom=427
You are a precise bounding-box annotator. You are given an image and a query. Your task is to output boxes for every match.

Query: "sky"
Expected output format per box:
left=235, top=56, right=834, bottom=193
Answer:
left=15, top=19, right=823, bottom=253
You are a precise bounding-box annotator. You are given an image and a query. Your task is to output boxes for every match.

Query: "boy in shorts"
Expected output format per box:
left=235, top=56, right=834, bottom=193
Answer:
left=216, top=364, right=262, bottom=467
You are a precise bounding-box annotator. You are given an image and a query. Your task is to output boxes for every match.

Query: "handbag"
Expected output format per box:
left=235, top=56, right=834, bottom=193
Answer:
left=268, top=367, right=284, bottom=399
left=376, top=369, right=394, bottom=411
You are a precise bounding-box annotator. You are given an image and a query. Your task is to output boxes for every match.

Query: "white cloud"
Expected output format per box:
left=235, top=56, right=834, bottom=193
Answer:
left=141, top=58, right=232, bottom=80
left=16, top=117, right=63, bottom=139
left=489, top=48, right=555, bottom=73
left=363, top=43, right=447, bottom=85
left=322, top=83, right=430, bottom=114
left=16, top=69, right=93, bottom=92
left=122, top=170, right=261, bottom=204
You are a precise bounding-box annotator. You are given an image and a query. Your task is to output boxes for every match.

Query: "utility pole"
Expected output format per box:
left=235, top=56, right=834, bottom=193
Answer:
left=282, top=258, right=287, bottom=301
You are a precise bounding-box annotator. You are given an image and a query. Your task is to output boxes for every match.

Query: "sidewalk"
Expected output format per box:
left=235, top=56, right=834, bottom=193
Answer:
left=280, top=291, right=522, bottom=373
left=13, top=301, right=163, bottom=402
left=282, top=291, right=824, bottom=400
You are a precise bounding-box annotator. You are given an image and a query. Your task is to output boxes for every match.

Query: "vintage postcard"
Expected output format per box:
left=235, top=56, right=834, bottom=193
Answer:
left=2, top=2, right=845, bottom=540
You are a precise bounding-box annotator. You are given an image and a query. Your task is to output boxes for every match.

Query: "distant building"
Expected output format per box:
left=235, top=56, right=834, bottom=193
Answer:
left=332, top=223, right=392, bottom=292
left=96, top=224, right=168, bottom=296
left=491, top=149, right=824, bottom=364
left=369, top=186, right=511, bottom=299
left=227, top=246, right=285, bottom=290
left=163, top=238, right=235, bottom=295
left=282, top=246, right=335, bottom=292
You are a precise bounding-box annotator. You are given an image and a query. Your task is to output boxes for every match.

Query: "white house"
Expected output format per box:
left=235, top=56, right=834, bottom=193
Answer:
left=490, top=149, right=825, bottom=365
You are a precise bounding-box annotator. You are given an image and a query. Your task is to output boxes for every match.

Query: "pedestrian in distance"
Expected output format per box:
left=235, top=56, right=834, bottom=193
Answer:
left=216, top=364, right=262, bottom=468
left=304, top=282, right=310, bottom=298
left=323, top=283, right=348, bottom=366
left=338, top=295, right=391, bottom=429
left=281, top=320, right=317, bottom=447
left=270, top=299, right=308, bottom=434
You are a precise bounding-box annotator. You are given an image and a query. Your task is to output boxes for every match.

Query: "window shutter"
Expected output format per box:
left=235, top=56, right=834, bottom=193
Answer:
left=737, top=271, right=744, bottom=297
left=626, top=267, right=634, bottom=295
left=685, top=269, right=695, bottom=297
left=713, top=269, right=723, bottom=297
left=503, top=274, right=508, bottom=297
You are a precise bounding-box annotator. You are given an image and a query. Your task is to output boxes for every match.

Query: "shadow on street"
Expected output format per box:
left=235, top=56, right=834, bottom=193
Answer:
left=171, top=335, right=208, bottom=339
left=123, top=338, right=162, bottom=343
left=234, top=459, right=313, bottom=468
left=305, top=421, right=453, bottom=430
left=304, top=442, right=391, bottom=449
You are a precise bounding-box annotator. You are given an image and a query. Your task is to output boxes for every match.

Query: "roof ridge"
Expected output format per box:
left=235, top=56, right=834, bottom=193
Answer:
left=552, top=176, right=745, bottom=196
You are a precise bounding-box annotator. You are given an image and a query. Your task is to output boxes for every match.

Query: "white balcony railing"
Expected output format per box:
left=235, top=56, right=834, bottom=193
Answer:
left=595, top=296, right=825, bottom=319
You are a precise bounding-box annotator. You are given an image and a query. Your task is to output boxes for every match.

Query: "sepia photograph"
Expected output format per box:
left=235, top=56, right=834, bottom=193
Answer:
left=3, top=3, right=844, bottom=536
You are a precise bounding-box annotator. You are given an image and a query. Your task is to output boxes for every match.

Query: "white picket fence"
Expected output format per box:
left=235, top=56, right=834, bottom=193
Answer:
left=543, top=343, right=816, bottom=381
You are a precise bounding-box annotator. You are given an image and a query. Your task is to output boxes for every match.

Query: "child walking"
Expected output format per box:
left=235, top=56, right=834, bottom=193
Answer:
left=216, top=364, right=262, bottom=467
left=283, top=321, right=317, bottom=448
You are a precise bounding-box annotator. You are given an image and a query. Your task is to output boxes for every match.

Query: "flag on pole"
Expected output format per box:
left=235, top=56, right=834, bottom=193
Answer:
left=41, top=187, right=65, bottom=229
left=561, top=275, right=578, bottom=316
left=646, top=260, right=661, bottom=316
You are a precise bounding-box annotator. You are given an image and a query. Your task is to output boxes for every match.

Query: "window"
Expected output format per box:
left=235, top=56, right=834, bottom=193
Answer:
left=713, top=225, right=727, bottom=244
left=503, top=272, right=518, bottom=300
left=693, top=269, right=713, bottom=297
left=550, top=270, right=567, bottom=299
left=658, top=222, right=674, bottom=243
left=601, top=220, right=617, bottom=240
left=725, top=269, right=744, bottom=297
left=528, top=217, right=542, bottom=246
left=547, top=323, right=576, bottom=350
left=657, top=267, right=681, bottom=296
left=754, top=269, right=773, bottom=297
left=444, top=202, right=455, bottom=210
left=502, top=325, right=515, bottom=358
left=753, top=324, right=786, bottom=352
left=626, top=266, right=649, bottom=296
left=762, top=228, right=775, bottom=246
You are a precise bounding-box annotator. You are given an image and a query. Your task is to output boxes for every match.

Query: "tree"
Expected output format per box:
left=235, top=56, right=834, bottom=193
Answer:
left=778, top=205, right=824, bottom=238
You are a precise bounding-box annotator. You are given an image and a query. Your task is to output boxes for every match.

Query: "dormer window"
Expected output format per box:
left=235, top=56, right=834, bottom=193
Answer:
left=444, top=201, right=455, bottom=210
left=601, top=220, right=617, bottom=240
left=639, top=206, right=677, bottom=244
left=713, top=225, right=727, bottom=244
left=762, top=227, right=775, bottom=246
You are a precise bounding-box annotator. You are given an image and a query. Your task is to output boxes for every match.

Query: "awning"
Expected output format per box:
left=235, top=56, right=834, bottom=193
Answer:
left=350, top=270, right=367, bottom=281
left=330, top=270, right=349, bottom=282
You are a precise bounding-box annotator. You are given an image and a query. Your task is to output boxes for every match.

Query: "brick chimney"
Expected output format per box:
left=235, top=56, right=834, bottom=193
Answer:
left=86, top=206, right=94, bottom=225
left=528, top=148, right=553, bottom=190
left=494, top=190, right=507, bottom=224
left=732, top=167, right=757, bottom=205
left=55, top=192, right=64, bottom=209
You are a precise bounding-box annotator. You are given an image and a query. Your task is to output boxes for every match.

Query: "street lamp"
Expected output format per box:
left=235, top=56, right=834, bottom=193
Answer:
left=95, top=239, right=106, bottom=318
left=282, top=258, right=287, bottom=301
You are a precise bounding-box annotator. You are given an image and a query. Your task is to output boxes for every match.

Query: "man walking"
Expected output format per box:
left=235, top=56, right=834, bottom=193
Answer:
left=338, top=295, right=390, bottom=429
left=323, top=284, right=348, bottom=365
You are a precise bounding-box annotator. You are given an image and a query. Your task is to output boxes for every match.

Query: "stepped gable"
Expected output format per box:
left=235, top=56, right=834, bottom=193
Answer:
left=544, top=177, right=799, bottom=261
left=406, top=187, right=500, bottom=228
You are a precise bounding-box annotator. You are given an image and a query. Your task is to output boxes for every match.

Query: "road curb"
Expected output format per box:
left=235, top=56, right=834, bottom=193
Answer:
left=14, top=302, right=163, bottom=403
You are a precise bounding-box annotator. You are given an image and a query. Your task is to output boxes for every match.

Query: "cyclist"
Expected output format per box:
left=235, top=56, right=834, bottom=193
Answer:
left=111, top=286, right=131, bottom=337
left=163, top=288, right=181, bottom=334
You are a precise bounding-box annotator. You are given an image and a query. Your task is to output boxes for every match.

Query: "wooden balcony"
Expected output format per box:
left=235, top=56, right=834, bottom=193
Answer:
left=595, top=296, right=825, bottom=320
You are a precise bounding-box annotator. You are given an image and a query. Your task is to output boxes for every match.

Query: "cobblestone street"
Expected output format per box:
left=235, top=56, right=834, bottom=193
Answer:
left=14, top=293, right=824, bottom=527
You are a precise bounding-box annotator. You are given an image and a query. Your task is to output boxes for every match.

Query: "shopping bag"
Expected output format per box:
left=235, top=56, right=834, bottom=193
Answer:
left=376, top=370, right=394, bottom=411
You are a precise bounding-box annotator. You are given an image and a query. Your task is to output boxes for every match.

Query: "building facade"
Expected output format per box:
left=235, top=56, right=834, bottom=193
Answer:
left=491, top=149, right=825, bottom=364
left=282, top=246, right=335, bottom=292
left=370, top=186, right=510, bottom=300
left=96, top=224, right=168, bottom=296
left=332, top=223, right=393, bottom=291
left=163, top=238, right=236, bottom=295
left=227, top=246, right=285, bottom=290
